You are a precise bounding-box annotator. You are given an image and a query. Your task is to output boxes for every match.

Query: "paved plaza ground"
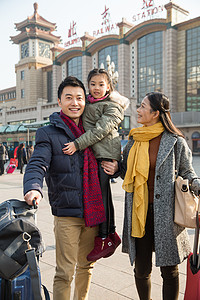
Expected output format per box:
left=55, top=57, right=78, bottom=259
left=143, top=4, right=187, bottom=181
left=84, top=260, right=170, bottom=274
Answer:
left=0, top=156, right=200, bottom=299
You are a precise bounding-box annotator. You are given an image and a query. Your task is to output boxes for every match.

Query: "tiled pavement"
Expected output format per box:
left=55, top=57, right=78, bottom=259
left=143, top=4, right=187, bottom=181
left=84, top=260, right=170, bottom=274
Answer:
left=1, top=156, right=200, bottom=299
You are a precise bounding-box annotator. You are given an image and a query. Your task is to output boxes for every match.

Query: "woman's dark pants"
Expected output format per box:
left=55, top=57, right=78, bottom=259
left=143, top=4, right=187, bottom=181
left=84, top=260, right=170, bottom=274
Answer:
left=134, top=204, right=179, bottom=300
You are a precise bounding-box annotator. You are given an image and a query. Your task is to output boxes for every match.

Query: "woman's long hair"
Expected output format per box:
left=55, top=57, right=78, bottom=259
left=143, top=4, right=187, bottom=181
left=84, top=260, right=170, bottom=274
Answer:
left=146, top=92, right=184, bottom=138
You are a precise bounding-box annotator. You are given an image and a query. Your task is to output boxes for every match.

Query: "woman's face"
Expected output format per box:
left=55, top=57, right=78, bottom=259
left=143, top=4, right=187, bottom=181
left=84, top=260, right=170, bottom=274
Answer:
left=137, top=96, right=159, bottom=126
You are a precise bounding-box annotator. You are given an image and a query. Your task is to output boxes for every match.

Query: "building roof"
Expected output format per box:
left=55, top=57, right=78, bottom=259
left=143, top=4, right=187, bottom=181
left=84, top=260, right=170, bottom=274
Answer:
left=10, top=3, right=61, bottom=45
left=0, top=87, right=16, bottom=94
left=15, top=3, right=56, bottom=32
left=10, top=28, right=61, bottom=44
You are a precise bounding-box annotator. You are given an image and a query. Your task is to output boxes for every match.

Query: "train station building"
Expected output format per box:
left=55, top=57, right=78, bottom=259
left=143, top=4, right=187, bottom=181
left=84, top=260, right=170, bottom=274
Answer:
left=0, top=1, right=200, bottom=153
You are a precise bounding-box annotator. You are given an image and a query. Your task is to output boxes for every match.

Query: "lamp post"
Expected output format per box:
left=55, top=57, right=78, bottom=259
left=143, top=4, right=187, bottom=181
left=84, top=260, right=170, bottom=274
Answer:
left=100, top=55, right=119, bottom=88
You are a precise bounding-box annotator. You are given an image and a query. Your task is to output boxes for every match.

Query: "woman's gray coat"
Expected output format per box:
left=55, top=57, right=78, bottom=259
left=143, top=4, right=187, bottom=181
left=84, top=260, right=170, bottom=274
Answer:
left=121, top=130, right=197, bottom=267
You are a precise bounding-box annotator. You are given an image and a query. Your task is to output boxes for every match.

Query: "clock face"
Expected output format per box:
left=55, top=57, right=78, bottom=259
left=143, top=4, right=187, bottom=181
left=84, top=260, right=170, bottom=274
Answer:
left=21, top=43, right=29, bottom=59
left=39, top=42, right=50, bottom=58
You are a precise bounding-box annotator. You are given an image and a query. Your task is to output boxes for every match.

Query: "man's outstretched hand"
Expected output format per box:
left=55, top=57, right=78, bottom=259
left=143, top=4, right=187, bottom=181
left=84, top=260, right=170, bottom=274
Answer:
left=24, top=190, right=42, bottom=206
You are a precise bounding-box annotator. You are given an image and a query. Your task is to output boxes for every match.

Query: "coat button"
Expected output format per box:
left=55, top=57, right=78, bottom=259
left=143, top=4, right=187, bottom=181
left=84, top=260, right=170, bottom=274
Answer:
left=156, top=175, right=160, bottom=180
left=155, top=194, right=160, bottom=199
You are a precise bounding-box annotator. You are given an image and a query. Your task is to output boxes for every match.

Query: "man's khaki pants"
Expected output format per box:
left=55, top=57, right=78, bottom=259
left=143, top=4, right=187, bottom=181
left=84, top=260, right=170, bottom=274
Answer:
left=53, top=216, right=98, bottom=300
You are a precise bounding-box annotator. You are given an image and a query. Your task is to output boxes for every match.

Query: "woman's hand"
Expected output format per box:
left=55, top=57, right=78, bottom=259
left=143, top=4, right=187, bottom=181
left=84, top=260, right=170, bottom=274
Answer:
left=62, top=142, right=77, bottom=155
left=101, top=160, right=118, bottom=175
left=191, top=178, right=200, bottom=195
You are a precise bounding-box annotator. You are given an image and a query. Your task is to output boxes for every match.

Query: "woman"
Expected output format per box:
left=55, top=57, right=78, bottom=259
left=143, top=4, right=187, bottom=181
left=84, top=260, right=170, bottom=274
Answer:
left=102, top=92, right=200, bottom=300
left=27, top=145, right=34, bottom=162
left=17, top=143, right=26, bottom=174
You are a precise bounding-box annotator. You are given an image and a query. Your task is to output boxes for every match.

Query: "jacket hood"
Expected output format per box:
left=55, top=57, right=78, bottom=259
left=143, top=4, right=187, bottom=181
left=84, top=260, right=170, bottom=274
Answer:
left=50, top=111, right=61, bottom=125
left=49, top=112, right=75, bottom=140
left=109, top=91, right=130, bottom=110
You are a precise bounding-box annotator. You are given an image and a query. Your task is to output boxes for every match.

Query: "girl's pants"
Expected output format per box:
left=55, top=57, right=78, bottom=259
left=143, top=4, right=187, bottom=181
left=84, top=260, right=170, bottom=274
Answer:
left=134, top=204, right=179, bottom=300
left=97, top=160, right=115, bottom=238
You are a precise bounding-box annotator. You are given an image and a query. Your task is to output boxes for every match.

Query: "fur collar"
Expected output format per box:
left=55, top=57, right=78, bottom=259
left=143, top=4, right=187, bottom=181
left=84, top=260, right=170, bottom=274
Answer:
left=109, top=91, right=130, bottom=110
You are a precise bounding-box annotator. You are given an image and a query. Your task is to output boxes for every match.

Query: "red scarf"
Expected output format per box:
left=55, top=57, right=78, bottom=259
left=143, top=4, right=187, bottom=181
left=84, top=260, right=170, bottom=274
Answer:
left=60, top=110, right=106, bottom=227
left=87, top=94, right=109, bottom=103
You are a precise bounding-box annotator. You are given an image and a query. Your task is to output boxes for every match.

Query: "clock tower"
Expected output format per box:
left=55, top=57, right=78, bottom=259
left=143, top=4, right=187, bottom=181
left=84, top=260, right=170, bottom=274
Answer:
left=10, top=3, right=61, bottom=107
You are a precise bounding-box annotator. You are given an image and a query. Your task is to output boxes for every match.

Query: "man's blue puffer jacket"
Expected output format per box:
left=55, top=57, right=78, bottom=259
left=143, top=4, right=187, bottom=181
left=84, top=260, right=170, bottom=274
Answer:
left=23, top=112, right=84, bottom=218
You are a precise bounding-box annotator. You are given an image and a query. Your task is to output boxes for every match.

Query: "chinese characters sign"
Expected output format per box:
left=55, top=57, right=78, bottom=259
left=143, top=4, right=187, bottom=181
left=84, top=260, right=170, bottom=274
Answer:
left=132, top=0, right=164, bottom=23
left=92, top=6, right=117, bottom=37
left=64, top=21, right=80, bottom=48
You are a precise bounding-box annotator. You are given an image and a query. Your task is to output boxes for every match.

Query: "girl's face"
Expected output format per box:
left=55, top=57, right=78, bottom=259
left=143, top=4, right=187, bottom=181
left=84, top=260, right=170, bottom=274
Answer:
left=88, top=75, right=110, bottom=99
left=137, top=96, right=159, bottom=126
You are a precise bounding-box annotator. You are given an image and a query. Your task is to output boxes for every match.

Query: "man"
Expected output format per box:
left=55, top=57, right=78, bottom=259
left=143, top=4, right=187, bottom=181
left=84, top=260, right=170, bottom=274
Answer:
left=24, top=76, right=106, bottom=300
left=0, top=143, right=6, bottom=175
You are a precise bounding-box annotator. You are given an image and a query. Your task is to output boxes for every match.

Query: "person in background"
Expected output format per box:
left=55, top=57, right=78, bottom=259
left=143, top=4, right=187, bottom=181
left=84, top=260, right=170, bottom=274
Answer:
left=0, top=142, right=6, bottom=175
left=8, top=146, right=14, bottom=159
left=14, top=146, right=18, bottom=159
left=63, top=68, right=129, bottom=261
left=27, top=145, right=34, bottom=162
left=101, top=92, right=200, bottom=300
left=17, top=143, right=26, bottom=174
left=24, top=76, right=106, bottom=300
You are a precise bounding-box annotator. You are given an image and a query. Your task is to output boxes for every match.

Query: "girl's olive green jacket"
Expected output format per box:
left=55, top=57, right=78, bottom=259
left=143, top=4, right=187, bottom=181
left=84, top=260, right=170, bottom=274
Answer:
left=74, top=91, right=129, bottom=161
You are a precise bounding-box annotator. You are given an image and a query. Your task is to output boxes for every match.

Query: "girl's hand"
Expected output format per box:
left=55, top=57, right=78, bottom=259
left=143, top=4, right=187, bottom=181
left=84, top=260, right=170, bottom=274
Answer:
left=101, top=160, right=118, bottom=175
left=62, top=142, right=77, bottom=155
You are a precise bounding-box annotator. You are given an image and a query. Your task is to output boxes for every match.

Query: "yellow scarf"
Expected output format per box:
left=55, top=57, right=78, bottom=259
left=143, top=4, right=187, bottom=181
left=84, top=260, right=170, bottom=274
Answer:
left=122, top=122, right=164, bottom=238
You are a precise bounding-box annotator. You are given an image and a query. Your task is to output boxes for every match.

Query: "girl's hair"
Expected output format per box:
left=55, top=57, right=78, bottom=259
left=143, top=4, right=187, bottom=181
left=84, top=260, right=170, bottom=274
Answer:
left=146, top=92, right=184, bottom=138
left=87, top=68, right=114, bottom=94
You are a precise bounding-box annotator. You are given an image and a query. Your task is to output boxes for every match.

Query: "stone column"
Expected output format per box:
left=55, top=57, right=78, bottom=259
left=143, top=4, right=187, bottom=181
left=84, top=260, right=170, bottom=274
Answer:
left=117, top=42, right=130, bottom=98
left=2, top=105, right=7, bottom=125
left=82, top=55, right=92, bottom=90
left=164, top=27, right=178, bottom=112
left=177, top=30, right=186, bottom=112
left=37, top=98, right=48, bottom=121
left=52, top=63, right=62, bottom=102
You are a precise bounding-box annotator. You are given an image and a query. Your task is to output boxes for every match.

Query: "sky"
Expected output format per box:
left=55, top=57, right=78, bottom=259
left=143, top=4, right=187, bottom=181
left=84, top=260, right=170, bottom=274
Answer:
left=0, top=0, right=200, bottom=90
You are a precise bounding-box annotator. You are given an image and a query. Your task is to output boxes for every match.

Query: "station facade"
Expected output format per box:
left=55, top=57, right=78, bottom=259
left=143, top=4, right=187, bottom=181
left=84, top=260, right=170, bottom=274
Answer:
left=0, top=1, right=200, bottom=153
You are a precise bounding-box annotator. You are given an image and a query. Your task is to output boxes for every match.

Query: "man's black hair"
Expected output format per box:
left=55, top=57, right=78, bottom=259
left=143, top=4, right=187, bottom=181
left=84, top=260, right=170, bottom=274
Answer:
left=58, top=76, right=86, bottom=100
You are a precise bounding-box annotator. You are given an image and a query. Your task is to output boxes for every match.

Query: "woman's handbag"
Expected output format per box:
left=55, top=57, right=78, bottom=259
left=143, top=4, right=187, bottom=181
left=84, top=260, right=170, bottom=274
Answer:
left=174, top=142, right=200, bottom=228
left=174, top=176, right=199, bottom=228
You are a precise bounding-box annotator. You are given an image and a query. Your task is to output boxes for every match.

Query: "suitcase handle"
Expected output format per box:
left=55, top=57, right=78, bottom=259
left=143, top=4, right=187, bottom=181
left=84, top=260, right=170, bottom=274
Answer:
left=32, top=199, right=38, bottom=209
left=193, top=211, right=200, bottom=266
left=193, top=196, right=200, bottom=266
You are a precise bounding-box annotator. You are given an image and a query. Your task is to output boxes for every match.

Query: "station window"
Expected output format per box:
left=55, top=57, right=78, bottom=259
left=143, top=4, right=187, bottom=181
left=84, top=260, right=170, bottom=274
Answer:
left=137, top=31, right=163, bottom=104
left=98, top=45, right=118, bottom=72
left=21, top=89, right=25, bottom=98
left=21, top=70, right=25, bottom=80
left=67, top=57, right=82, bottom=81
left=186, top=26, right=200, bottom=111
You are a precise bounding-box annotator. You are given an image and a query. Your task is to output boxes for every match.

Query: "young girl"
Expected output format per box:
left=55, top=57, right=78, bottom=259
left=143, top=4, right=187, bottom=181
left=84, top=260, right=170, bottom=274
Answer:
left=63, top=68, right=129, bottom=261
